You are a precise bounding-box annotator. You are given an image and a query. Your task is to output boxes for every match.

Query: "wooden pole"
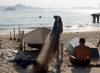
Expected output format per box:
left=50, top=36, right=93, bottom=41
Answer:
left=24, top=42, right=25, bottom=51
left=93, top=16, right=96, bottom=23
left=13, top=28, right=16, bottom=40
left=0, top=40, right=2, bottom=49
left=97, top=16, right=99, bottom=23
left=10, top=31, right=12, bottom=40
left=61, top=43, right=63, bottom=63
left=56, top=17, right=60, bottom=73
left=0, top=42, right=1, bottom=48
left=19, top=31, right=24, bottom=51
left=18, top=26, right=21, bottom=42
left=20, top=30, right=21, bottom=36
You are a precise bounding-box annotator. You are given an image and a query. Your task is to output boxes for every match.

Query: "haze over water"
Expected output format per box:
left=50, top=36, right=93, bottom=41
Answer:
left=0, top=10, right=100, bottom=34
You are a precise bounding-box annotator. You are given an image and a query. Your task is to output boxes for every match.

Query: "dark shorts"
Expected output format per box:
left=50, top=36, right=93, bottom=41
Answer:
left=74, top=59, right=90, bottom=66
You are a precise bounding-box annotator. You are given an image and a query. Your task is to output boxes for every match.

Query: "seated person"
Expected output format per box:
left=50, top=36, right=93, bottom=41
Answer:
left=69, top=38, right=92, bottom=66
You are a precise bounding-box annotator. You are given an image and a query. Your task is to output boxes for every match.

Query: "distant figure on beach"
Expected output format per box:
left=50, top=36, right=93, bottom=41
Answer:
left=39, top=16, right=41, bottom=18
left=69, top=38, right=92, bottom=66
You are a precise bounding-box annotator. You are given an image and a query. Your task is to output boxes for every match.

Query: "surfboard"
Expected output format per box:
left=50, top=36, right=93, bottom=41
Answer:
left=67, top=37, right=99, bottom=57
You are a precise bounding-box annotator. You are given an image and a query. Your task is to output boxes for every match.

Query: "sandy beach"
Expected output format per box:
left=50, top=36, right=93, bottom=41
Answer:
left=0, top=31, right=100, bottom=73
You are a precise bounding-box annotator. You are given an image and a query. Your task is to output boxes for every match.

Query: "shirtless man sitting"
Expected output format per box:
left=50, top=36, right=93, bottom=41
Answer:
left=69, top=38, right=92, bottom=66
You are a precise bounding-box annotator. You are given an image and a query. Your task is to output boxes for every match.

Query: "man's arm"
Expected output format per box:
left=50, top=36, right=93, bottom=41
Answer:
left=88, top=47, right=92, bottom=61
left=73, top=47, right=76, bottom=56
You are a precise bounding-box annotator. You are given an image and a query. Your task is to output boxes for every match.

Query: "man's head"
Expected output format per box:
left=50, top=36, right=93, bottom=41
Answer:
left=79, top=38, right=85, bottom=45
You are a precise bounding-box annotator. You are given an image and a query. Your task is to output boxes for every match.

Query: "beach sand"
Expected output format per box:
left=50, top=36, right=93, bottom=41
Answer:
left=0, top=31, right=100, bottom=73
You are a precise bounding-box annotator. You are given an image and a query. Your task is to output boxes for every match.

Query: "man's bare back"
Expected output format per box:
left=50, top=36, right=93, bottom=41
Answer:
left=69, top=38, right=92, bottom=65
left=73, top=45, right=91, bottom=61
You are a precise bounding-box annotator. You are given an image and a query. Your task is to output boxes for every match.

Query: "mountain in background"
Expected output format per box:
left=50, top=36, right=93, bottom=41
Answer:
left=4, top=7, right=16, bottom=11
left=0, top=4, right=100, bottom=11
left=14, top=4, right=43, bottom=10
left=0, top=6, right=7, bottom=10
left=0, top=4, right=44, bottom=11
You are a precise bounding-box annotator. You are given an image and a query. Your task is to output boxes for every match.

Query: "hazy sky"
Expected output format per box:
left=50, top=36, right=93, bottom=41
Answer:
left=0, top=0, right=100, bottom=8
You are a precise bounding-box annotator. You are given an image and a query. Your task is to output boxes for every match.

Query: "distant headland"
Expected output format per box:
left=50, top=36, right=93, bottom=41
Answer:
left=0, top=4, right=44, bottom=11
left=4, top=7, right=16, bottom=11
left=0, top=4, right=100, bottom=11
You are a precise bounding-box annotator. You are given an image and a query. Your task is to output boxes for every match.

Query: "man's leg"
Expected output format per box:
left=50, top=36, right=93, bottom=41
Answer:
left=69, top=56, right=75, bottom=64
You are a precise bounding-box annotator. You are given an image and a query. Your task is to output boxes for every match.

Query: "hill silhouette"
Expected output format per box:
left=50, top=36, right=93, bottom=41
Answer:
left=4, top=7, right=16, bottom=11
left=1, top=4, right=43, bottom=11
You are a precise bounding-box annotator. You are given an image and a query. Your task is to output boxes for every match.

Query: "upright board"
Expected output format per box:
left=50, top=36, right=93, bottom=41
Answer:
left=67, top=37, right=99, bottom=57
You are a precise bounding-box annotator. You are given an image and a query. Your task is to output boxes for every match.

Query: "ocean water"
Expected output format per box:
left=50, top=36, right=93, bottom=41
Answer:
left=0, top=10, right=100, bottom=34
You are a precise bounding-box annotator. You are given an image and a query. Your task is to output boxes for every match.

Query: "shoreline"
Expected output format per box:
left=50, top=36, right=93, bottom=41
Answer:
left=1, top=28, right=100, bottom=35
left=1, top=24, right=100, bottom=35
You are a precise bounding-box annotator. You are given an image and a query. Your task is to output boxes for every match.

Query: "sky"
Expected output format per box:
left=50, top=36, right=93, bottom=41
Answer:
left=0, top=0, right=100, bottom=8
